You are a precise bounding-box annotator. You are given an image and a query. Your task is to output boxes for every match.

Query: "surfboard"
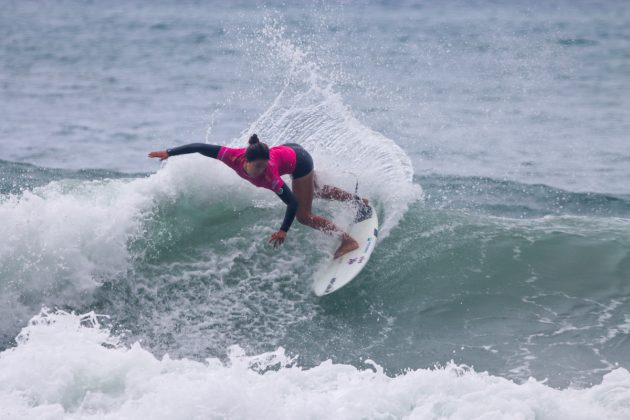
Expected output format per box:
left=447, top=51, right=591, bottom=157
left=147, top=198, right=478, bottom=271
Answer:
left=312, top=201, right=379, bottom=296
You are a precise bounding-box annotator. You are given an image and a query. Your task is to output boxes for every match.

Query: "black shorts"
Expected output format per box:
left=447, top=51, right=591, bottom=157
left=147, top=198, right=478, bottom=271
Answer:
left=284, top=143, right=314, bottom=179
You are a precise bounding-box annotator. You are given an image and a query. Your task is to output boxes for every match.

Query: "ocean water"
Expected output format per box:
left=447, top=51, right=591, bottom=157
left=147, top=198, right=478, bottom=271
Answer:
left=1, top=1, right=630, bottom=419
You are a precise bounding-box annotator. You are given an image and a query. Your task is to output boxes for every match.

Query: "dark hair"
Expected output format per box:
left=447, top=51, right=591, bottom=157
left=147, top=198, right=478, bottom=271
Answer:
left=245, top=134, right=269, bottom=162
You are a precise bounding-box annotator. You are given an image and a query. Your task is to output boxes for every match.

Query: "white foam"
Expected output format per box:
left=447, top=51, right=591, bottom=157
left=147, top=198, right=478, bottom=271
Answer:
left=1, top=310, right=629, bottom=420
left=0, top=156, right=256, bottom=335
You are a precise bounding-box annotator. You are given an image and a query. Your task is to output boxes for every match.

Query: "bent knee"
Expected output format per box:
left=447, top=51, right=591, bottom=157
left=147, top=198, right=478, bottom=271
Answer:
left=296, top=212, right=312, bottom=225
left=313, top=184, right=322, bottom=198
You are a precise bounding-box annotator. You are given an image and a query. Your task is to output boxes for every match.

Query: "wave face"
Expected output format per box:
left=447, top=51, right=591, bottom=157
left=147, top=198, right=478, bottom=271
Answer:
left=2, top=158, right=629, bottom=390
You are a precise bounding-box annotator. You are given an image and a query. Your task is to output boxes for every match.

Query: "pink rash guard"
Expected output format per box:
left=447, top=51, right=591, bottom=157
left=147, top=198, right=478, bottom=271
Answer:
left=165, top=142, right=302, bottom=232
left=218, top=145, right=297, bottom=193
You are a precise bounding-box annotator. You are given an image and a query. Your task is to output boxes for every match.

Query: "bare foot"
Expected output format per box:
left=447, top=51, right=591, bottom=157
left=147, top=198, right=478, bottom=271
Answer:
left=334, top=236, right=359, bottom=259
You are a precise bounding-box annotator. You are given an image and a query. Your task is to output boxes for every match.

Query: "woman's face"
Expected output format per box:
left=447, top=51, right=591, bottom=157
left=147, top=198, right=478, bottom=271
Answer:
left=244, top=159, right=268, bottom=177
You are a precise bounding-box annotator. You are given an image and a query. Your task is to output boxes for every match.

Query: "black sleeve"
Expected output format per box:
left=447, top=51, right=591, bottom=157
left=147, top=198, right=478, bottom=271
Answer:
left=276, top=184, right=299, bottom=233
left=166, top=143, right=221, bottom=159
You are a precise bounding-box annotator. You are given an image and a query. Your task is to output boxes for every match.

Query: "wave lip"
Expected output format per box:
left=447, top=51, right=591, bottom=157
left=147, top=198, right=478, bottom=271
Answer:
left=1, top=310, right=630, bottom=420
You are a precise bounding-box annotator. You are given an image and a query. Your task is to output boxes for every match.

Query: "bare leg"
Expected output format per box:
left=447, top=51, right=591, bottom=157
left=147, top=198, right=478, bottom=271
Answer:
left=293, top=171, right=359, bottom=259
left=314, top=176, right=369, bottom=205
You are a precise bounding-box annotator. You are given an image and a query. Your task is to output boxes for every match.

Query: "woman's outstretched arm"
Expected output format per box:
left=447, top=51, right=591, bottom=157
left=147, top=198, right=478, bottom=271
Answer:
left=148, top=143, right=221, bottom=160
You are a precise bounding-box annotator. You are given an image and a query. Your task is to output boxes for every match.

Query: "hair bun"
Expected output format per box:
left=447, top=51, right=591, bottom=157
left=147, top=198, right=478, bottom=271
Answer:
left=245, top=134, right=269, bottom=162
left=248, top=134, right=260, bottom=145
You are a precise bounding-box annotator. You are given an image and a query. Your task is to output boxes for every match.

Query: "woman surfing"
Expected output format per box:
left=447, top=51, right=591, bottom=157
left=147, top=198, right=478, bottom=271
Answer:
left=148, top=134, right=367, bottom=258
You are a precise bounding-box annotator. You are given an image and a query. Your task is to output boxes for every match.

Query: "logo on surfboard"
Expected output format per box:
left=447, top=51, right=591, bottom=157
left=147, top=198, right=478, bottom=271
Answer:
left=347, top=256, right=365, bottom=265
left=324, top=277, right=337, bottom=294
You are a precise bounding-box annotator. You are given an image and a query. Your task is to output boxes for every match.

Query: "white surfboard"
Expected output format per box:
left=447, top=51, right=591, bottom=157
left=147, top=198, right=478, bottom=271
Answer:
left=312, top=201, right=379, bottom=296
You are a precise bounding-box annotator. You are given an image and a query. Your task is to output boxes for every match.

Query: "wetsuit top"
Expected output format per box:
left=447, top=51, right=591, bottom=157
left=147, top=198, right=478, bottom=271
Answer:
left=217, top=145, right=297, bottom=193
left=166, top=143, right=299, bottom=232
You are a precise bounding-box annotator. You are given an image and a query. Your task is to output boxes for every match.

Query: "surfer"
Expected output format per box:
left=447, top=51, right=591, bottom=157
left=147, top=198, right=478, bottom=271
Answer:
left=148, top=134, right=368, bottom=258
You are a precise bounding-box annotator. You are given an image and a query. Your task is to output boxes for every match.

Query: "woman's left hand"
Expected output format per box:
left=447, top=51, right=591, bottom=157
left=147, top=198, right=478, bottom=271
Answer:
left=269, top=230, right=287, bottom=248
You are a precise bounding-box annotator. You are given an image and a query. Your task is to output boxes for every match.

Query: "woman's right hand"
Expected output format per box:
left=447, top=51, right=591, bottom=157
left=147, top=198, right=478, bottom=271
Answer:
left=148, top=150, right=169, bottom=161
